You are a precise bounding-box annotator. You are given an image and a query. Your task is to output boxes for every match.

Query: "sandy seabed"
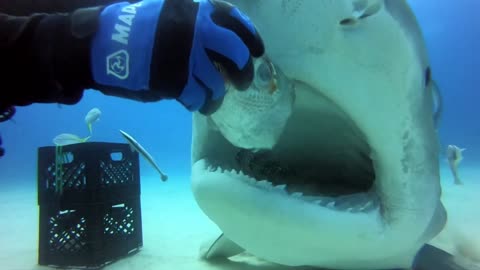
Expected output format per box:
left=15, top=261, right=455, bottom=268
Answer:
left=0, top=166, right=479, bottom=270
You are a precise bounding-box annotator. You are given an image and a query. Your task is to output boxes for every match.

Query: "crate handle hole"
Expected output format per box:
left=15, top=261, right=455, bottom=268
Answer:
left=110, top=152, right=124, bottom=161
left=62, top=152, right=74, bottom=164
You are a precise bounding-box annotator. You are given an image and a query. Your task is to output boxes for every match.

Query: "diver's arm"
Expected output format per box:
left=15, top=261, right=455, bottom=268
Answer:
left=0, top=0, right=124, bottom=15
left=0, top=8, right=101, bottom=111
left=0, top=0, right=264, bottom=117
left=0, top=0, right=130, bottom=114
left=0, top=4, right=164, bottom=114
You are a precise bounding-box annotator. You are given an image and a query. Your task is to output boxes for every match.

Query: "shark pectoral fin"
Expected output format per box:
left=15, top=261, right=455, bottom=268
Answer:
left=199, top=233, right=245, bottom=260
left=419, top=202, right=447, bottom=244
left=413, top=244, right=480, bottom=270
left=412, top=203, right=473, bottom=270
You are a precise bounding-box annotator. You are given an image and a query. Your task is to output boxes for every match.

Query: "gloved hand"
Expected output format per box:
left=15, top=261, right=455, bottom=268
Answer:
left=90, top=0, right=265, bottom=114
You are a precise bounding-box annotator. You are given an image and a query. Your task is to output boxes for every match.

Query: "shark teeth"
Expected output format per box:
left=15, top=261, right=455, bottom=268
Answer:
left=305, top=192, right=380, bottom=212
left=326, top=201, right=335, bottom=209
left=247, top=176, right=380, bottom=213
left=202, top=161, right=379, bottom=214
left=291, top=192, right=303, bottom=198
left=309, top=193, right=379, bottom=213
left=257, top=180, right=273, bottom=188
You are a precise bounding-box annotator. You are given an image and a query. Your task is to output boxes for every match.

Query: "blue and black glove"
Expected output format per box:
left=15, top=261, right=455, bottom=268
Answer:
left=2, top=0, right=263, bottom=115
left=90, top=0, right=264, bottom=114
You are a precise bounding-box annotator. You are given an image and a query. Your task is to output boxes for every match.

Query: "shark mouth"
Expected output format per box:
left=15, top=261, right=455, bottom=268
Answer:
left=198, top=91, right=380, bottom=215
left=202, top=150, right=378, bottom=213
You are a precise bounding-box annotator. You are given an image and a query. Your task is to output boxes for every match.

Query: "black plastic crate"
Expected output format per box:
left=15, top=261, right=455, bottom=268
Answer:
left=38, top=198, right=143, bottom=269
left=37, top=142, right=143, bottom=268
left=37, top=142, right=140, bottom=205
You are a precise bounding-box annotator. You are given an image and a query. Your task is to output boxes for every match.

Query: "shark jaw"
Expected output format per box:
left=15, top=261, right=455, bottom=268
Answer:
left=194, top=90, right=380, bottom=215
left=191, top=79, right=442, bottom=269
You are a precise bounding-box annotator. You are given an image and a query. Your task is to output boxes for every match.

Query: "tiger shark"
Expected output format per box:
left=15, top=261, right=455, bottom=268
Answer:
left=190, top=1, right=454, bottom=269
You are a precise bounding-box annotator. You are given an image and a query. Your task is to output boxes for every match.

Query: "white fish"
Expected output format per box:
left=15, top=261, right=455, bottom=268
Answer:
left=210, top=56, right=295, bottom=150
left=119, top=130, right=168, bottom=182
left=85, top=108, right=102, bottom=134
left=53, top=133, right=90, bottom=146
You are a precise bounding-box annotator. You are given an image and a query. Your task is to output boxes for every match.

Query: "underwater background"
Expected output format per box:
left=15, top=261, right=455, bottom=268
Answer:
left=0, top=0, right=478, bottom=182
left=0, top=0, right=478, bottom=269
left=410, top=0, right=479, bottom=165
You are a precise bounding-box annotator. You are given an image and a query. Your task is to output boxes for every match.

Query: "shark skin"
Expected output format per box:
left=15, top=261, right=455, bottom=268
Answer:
left=189, top=1, right=458, bottom=269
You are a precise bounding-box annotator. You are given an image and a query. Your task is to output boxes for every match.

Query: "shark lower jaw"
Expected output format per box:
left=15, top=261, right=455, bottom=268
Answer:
left=193, top=157, right=381, bottom=215
left=191, top=142, right=423, bottom=268
left=191, top=154, right=412, bottom=268
left=190, top=95, right=435, bottom=267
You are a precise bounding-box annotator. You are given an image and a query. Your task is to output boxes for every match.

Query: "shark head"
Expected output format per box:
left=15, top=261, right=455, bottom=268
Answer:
left=190, top=1, right=446, bottom=269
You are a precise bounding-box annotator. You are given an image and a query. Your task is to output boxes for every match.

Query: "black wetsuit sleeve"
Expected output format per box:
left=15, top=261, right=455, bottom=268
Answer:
left=0, top=0, right=123, bottom=110
left=0, top=0, right=120, bottom=16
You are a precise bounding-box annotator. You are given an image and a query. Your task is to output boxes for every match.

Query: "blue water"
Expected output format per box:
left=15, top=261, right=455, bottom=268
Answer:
left=0, top=1, right=478, bottom=182
left=0, top=1, right=478, bottom=269
left=0, top=92, right=193, bottom=185
left=408, top=0, right=480, bottom=165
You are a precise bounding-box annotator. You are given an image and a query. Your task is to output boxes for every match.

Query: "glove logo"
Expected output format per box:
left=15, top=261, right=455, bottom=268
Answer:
left=106, top=49, right=129, bottom=80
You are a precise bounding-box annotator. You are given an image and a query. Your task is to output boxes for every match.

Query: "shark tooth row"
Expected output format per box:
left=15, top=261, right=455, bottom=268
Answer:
left=206, top=163, right=379, bottom=213
left=309, top=194, right=379, bottom=213
left=240, top=171, right=380, bottom=213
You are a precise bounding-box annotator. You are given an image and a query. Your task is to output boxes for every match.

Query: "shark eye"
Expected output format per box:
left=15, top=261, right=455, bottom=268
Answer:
left=254, top=60, right=274, bottom=89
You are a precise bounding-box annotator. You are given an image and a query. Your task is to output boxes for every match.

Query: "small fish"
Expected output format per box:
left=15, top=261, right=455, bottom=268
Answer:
left=85, top=108, right=102, bottom=134
left=119, top=130, right=168, bottom=182
left=446, top=145, right=466, bottom=185
left=53, top=133, right=90, bottom=146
